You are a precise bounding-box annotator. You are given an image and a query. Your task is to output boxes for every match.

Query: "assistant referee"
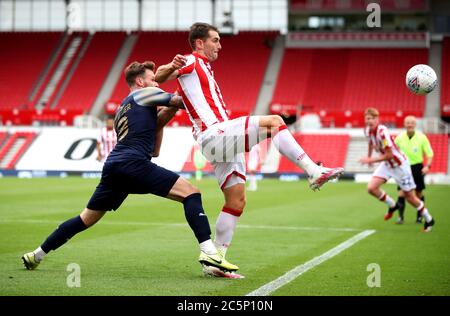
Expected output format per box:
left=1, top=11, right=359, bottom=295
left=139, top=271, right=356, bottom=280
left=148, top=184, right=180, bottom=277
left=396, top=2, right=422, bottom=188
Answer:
left=395, top=115, right=434, bottom=224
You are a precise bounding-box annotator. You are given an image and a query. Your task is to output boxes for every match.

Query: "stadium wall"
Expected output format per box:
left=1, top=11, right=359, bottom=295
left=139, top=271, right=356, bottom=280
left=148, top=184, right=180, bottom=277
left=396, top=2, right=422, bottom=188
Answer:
left=0, top=127, right=448, bottom=182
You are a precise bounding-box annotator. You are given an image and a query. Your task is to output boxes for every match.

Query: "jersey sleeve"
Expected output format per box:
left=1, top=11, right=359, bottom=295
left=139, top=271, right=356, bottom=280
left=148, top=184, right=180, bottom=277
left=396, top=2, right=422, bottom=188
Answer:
left=422, top=135, right=434, bottom=158
left=177, top=55, right=196, bottom=77
left=132, top=87, right=174, bottom=107
left=379, top=127, right=394, bottom=150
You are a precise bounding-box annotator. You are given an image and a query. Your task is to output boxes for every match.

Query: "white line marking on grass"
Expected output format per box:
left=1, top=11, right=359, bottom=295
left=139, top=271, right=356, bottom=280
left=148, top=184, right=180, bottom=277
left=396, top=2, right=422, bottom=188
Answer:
left=0, top=219, right=361, bottom=232
left=246, top=229, right=376, bottom=296
left=238, top=224, right=361, bottom=232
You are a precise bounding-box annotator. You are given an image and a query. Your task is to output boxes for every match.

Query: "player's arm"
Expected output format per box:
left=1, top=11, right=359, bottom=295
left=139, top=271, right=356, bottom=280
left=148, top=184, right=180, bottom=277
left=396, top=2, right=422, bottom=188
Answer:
left=156, top=106, right=178, bottom=132
left=359, top=147, right=393, bottom=165
left=360, top=130, right=395, bottom=164
left=366, top=147, right=394, bottom=164
left=359, top=143, right=374, bottom=166
left=155, top=54, right=187, bottom=83
left=133, top=87, right=184, bottom=109
left=152, top=106, right=180, bottom=157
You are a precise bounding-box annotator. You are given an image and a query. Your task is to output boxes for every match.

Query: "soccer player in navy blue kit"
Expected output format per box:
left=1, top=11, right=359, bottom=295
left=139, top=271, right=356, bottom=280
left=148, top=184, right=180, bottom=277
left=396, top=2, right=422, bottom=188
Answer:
left=22, top=61, right=239, bottom=276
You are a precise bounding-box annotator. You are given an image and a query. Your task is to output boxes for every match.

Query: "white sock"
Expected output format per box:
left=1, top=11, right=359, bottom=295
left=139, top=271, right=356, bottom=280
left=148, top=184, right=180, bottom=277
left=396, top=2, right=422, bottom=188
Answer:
left=249, top=174, right=257, bottom=189
left=199, top=239, right=218, bottom=255
left=33, top=247, right=46, bottom=262
left=417, top=202, right=432, bottom=222
left=214, top=211, right=240, bottom=257
left=378, top=191, right=396, bottom=208
left=271, top=127, right=318, bottom=176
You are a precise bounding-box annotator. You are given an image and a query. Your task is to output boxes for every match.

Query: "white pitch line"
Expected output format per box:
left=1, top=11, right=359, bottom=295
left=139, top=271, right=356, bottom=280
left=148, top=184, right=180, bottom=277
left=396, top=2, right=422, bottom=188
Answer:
left=0, top=218, right=361, bottom=232
left=246, top=229, right=376, bottom=296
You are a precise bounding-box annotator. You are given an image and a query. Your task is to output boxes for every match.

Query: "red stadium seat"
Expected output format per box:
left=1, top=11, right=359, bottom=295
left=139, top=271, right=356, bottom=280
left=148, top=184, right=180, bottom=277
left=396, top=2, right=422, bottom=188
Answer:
left=277, top=134, right=350, bottom=173
left=0, top=32, right=62, bottom=110
left=441, top=37, right=450, bottom=119
left=427, top=134, right=448, bottom=173
left=55, top=32, right=126, bottom=111
left=272, top=48, right=428, bottom=127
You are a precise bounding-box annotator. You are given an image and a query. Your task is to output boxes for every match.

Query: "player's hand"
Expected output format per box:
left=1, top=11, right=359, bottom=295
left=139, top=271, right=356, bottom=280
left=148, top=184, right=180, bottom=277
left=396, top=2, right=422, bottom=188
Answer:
left=359, top=157, right=372, bottom=165
left=171, top=54, right=187, bottom=70
left=96, top=155, right=102, bottom=162
left=421, top=166, right=430, bottom=175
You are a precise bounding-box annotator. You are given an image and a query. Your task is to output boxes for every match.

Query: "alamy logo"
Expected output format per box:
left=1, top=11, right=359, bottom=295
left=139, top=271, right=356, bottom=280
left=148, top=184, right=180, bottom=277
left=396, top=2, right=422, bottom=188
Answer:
left=66, top=263, right=81, bottom=288
left=366, top=3, right=381, bottom=28
left=366, top=263, right=381, bottom=288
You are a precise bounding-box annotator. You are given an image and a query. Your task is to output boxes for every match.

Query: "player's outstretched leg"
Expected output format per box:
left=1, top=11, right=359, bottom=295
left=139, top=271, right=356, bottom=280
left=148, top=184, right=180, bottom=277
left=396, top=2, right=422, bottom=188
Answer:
left=21, top=211, right=100, bottom=270
left=248, top=115, right=344, bottom=191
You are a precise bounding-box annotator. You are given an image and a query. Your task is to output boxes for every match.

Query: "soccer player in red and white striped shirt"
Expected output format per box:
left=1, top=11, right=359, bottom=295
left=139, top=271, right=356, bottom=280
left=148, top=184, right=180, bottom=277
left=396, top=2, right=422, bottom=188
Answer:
left=359, top=108, right=435, bottom=232
left=97, top=117, right=117, bottom=162
left=156, top=23, right=344, bottom=275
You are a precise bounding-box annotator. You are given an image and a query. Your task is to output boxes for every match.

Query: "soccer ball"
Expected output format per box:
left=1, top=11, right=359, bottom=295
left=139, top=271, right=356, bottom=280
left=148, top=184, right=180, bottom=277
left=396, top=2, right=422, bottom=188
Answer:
left=405, top=64, right=437, bottom=95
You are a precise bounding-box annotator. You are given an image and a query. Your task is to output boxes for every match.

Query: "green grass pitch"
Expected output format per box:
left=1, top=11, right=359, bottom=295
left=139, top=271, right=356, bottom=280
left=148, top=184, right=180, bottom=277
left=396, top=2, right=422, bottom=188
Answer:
left=0, top=177, right=449, bottom=296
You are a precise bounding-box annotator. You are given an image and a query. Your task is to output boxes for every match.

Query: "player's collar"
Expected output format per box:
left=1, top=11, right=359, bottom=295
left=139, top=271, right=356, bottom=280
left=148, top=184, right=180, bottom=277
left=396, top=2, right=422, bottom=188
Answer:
left=193, top=52, right=210, bottom=63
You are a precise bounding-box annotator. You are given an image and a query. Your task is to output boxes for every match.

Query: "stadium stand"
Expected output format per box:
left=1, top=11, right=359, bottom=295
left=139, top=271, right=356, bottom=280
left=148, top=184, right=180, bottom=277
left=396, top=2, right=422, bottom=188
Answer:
left=0, top=32, right=62, bottom=110
left=44, top=32, right=90, bottom=109
left=272, top=48, right=428, bottom=127
left=0, top=131, right=8, bottom=149
left=441, top=37, right=450, bottom=119
left=427, top=134, right=449, bottom=173
left=30, top=32, right=73, bottom=108
left=0, top=131, right=37, bottom=169
left=276, top=134, right=350, bottom=173
left=55, top=32, right=126, bottom=111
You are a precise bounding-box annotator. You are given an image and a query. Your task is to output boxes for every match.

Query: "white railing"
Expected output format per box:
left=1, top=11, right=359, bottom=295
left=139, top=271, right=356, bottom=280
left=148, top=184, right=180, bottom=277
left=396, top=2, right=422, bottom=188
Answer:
left=73, top=115, right=103, bottom=129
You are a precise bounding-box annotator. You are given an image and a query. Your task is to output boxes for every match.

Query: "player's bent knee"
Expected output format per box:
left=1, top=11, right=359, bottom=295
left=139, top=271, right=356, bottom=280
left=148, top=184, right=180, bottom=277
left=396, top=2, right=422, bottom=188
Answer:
left=187, top=185, right=200, bottom=196
left=226, top=197, right=246, bottom=211
left=80, top=208, right=105, bottom=227
left=269, top=115, right=284, bottom=127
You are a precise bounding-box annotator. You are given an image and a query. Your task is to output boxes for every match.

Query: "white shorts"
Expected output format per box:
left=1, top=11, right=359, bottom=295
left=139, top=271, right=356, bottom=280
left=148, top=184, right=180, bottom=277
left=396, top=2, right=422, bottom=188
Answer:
left=247, top=145, right=260, bottom=171
left=373, top=161, right=416, bottom=192
left=196, top=117, right=250, bottom=190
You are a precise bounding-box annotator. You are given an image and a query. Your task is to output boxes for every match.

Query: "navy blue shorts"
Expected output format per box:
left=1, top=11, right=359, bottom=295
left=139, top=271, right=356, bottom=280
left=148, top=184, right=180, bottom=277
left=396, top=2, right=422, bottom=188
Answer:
left=87, top=159, right=180, bottom=211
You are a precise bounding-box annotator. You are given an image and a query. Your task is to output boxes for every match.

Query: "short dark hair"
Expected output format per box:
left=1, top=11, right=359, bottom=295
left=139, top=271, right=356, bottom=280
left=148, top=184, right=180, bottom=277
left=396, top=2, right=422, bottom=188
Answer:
left=189, top=22, right=219, bottom=50
left=124, top=61, right=155, bottom=87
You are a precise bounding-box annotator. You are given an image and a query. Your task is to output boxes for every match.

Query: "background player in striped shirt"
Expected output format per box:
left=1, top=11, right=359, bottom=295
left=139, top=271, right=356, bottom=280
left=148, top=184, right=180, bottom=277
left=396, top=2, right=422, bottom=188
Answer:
left=395, top=116, right=434, bottom=224
left=96, top=116, right=117, bottom=162
left=155, top=22, right=344, bottom=275
left=358, top=108, right=435, bottom=232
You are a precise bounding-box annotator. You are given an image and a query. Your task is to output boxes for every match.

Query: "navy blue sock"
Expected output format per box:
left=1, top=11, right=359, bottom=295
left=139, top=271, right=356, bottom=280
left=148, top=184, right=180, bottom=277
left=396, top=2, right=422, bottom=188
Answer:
left=41, top=216, right=88, bottom=253
left=397, top=197, right=405, bottom=219
left=182, top=193, right=211, bottom=243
